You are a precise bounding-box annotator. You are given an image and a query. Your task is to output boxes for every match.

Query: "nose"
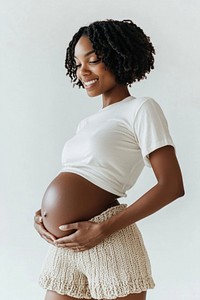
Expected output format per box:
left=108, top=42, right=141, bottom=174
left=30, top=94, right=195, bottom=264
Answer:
left=78, top=63, right=91, bottom=78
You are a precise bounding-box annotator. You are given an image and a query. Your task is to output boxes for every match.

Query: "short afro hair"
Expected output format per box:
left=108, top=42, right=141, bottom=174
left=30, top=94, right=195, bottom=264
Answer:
left=65, top=19, right=155, bottom=87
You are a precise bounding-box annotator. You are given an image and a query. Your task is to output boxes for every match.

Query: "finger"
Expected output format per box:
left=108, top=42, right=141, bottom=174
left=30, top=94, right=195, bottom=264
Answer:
left=41, top=231, right=56, bottom=243
left=35, top=209, right=41, bottom=215
left=42, top=235, right=55, bottom=244
left=45, top=234, right=56, bottom=242
left=34, top=215, right=43, bottom=223
left=54, top=240, right=76, bottom=248
left=35, top=222, right=57, bottom=242
left=74, top=246, right=86, bottom=252
left=42, top=233, right=54, bottom=241
left=55, top=234, right=77, bottom=244
left=59, top=222, right=79, bottom=231
left=54, top=236, right=81, bottom=247
left=41, top=227, right=56, bottom=242
left=73, top=248, right=84, bottom=252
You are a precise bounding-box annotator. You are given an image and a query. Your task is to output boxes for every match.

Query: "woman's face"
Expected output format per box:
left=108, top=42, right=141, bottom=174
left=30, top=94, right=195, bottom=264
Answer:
left=74, top=36, right=119, bottom=97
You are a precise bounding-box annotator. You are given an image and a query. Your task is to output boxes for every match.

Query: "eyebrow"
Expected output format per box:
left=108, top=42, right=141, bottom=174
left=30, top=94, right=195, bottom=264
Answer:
left=74, top=50, right=95, bottom=59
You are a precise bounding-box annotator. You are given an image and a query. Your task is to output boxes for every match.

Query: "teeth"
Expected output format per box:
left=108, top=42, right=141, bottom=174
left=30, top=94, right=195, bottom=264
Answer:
left=84, top=79, right=98, bottom=87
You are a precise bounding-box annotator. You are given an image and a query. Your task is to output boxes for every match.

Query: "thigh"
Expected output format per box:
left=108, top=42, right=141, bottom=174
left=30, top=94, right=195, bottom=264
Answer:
left=45, top=291, right=147, bottom=300
left=45, top=290, right=81, bottom=300
left=111, top=292, right=147, bottom=300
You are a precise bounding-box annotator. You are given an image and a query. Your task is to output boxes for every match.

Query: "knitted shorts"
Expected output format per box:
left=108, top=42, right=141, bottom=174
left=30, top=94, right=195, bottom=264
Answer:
left=39, top=204, right=155, bottom=299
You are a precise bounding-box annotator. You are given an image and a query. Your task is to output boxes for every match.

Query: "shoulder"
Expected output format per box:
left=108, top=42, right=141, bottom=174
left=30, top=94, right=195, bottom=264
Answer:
left=132, top=96, right=170, bottom=135
left=131, top=96, right=165, bottom=118
left=124, top=96, right=162, bottom=120
left=131, top=96, right=159, bottom=109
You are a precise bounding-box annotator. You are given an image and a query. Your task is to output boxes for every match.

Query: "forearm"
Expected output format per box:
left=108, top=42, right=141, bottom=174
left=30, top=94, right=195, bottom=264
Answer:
left=102, top=182, right=184, bottom=237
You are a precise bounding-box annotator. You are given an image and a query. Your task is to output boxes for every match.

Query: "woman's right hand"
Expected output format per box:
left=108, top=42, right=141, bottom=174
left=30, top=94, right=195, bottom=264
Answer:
left=34, top=209, right=56, bottom=244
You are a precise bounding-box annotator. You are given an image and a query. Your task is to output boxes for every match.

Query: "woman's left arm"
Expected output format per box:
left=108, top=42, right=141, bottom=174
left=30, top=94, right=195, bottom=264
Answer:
left=102, top=145, right=184, bottom=235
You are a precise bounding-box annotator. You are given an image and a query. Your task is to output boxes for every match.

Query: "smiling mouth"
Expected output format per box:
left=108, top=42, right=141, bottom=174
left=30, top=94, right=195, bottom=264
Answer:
left=83, top=79, right=98, bottom=88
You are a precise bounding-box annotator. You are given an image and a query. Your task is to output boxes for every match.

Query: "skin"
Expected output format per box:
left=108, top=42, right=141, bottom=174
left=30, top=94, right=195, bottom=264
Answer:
left=44, top=291, right=147, bottom=300
left=40, top=173, right=120, bottom=238
left=34, top=35, right=185, bottom=300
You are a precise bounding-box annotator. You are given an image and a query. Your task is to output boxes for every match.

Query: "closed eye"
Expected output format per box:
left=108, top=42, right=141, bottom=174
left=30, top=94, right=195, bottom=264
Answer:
left=89, top=59, right=101, bottom=64
left=75, top=59, right=101, bottom=68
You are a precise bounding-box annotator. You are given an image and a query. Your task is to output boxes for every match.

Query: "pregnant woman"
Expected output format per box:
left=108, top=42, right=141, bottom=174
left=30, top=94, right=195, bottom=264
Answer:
left=34, top=19, right=184, bottom=300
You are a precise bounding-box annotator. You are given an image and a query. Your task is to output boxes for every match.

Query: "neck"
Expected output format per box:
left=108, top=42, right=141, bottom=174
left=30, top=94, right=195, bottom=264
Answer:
left=102, top=85, right=130, bottom=108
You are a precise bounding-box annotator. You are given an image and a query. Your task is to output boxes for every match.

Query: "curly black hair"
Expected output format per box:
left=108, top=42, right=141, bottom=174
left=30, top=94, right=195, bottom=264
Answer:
left=65, top=19, right=155, bottom=87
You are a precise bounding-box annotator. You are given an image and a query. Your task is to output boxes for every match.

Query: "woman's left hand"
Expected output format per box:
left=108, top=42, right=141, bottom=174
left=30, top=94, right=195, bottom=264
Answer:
left=54, top=221, right=106, bottom=251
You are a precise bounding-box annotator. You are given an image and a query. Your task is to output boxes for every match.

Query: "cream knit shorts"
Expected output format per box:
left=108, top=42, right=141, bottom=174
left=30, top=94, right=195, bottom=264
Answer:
left=39, top=204, right=155, bottom=299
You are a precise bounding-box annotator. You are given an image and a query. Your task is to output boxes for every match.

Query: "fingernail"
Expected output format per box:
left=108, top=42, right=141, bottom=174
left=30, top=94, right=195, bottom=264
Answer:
left=59, top=225, right=65, bottom=230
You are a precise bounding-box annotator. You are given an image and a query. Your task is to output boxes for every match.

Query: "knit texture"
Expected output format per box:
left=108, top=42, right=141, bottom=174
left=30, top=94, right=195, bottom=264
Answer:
left=39, top=204, right=155, bottom=298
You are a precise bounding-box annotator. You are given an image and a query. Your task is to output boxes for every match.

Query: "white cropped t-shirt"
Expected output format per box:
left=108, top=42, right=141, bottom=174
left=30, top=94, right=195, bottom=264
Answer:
left=60, top=96, right=174, bottom=197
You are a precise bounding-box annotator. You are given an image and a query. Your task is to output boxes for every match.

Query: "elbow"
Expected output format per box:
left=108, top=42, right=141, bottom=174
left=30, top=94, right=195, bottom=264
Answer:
left=176, top=186, right=185, bottom=198
left=160, top=179, right=185, bottom=202
left=172, top=181, right=185, bottom=200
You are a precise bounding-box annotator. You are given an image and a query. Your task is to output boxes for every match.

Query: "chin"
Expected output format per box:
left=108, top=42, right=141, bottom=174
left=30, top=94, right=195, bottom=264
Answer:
left=86, top=91, right=101, bottom=98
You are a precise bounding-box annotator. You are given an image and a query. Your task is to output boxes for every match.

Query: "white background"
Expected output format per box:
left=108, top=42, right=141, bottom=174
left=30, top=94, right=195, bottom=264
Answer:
left=1, top=0, right=200, bottom=299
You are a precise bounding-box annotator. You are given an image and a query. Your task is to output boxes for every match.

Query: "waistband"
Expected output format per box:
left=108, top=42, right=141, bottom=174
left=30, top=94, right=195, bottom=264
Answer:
left=90, top=204, right=127, bottom=223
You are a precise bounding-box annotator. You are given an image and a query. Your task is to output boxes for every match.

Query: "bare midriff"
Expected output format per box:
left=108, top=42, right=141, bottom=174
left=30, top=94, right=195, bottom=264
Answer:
left=41, top=172, right=120, bottom=238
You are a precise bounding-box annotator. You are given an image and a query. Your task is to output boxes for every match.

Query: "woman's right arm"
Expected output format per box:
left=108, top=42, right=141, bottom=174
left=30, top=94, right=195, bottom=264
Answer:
left=34, top=209, right=56, bottom=244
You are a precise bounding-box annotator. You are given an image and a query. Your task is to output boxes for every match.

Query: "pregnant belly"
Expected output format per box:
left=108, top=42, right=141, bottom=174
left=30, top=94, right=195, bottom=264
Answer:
left=41, top=172, right=119, bottom=238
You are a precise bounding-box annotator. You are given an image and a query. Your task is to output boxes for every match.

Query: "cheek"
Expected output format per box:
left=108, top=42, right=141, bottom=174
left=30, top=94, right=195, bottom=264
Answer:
left=103, top=73, right=117, bottom=86
left=104, top=67, right=116, bottom=80
left=96, top=62, right=108, bottom=74
left=98, top=65, right=115, bottom=78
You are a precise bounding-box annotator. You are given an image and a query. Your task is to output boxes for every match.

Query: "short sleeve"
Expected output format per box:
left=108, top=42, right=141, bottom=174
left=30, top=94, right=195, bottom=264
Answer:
left=134, top=98, right=175, bottom=167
